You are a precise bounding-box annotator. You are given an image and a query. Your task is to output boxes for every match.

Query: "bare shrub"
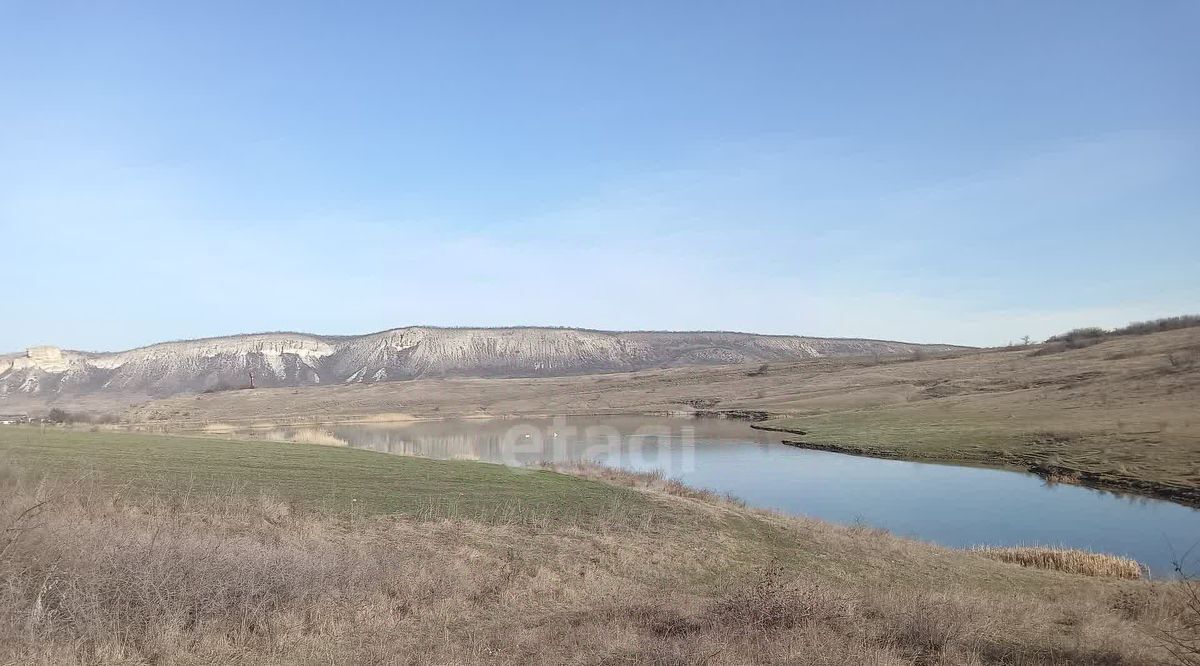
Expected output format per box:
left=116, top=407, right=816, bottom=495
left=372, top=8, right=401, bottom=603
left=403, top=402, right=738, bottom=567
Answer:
left=868, top=589, right=985, bottom=660
left=707, top=565, right=853, bottom=631
left=1043, top=315, right=1200, bottom=346
left=1115, top=315, right=1200, bottom=337
left=44, top=408, right=69, bottom=424
left=1167, top=349, right=1199, bottom=373
left=1046, top=327, right=1108, bottom=344
left=36, top=409, right=120, bottom=425
left=202, top=381, right=251, bottom=394
left=705, top=568, right=993, bottom=662
left=1162, top=557, right=1200, bottom=665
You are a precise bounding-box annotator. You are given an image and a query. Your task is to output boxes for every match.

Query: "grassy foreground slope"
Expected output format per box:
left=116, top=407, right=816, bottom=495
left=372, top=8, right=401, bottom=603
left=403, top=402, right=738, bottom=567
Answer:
left=0, top=427, right=645, bottom=522
left=0, top=427, right=1191, bottom=664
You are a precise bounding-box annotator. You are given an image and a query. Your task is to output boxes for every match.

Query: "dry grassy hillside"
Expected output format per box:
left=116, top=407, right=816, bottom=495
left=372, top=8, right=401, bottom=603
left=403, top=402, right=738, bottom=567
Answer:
left=754, top=326, right=1200, bottom=505
left=124, top=326, right=1200, bottom=504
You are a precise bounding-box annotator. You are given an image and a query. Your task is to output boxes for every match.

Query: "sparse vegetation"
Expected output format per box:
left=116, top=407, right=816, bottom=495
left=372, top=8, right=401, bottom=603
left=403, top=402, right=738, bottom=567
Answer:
left=1046, top=326, right=1108, bottom=344
left=1163, top=560, right=1200, bottom=665
left=1029, top=336, right=1105, bottom=356
left=44, top=407, right=69, bottom=424
left=1116, top=315, right=1200, bottom=337
left=201, top=381, right=252, bottom=394
left=746, top=363, right=770, bottom=377
left=41, top=408, right=120, bottom=425
left=1167, top=348, right=1199, bottom=372
left=1034, top=317, right=1200, bottom=357
left=1046, top=315, right=1200, bottom=344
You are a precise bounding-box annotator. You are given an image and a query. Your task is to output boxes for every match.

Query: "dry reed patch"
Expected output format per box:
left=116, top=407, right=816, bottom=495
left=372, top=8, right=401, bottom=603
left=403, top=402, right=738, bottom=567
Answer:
left=973, top=546, right=1146, bottom=579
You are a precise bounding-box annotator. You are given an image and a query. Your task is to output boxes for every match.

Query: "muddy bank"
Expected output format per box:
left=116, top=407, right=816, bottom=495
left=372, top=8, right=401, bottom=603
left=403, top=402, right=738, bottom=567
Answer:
left=689, top=409, right=772, bottom=422
left=771, top=436, right=1200, bottom=509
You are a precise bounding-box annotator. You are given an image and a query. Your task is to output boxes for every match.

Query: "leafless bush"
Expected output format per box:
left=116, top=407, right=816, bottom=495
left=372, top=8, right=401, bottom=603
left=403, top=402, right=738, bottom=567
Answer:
left=706, top=567, right=995, bottom=662
left=1030, top=337, right=1104, bottom=357
left=1044, top=315, right=1200, bottom=346
left=869, top=590, right=986, bottom=659
left=706, top=565, right=853, bottom=631
left=1161, top=555, right=1200, bottom=665
left=1047, top=327, right=1108, bottom=344
left=202, top=381, right=251, bottom=394
left=1116, top=315, right=1200, bottom=337
left=1167, top=349, right=1199, bottom=373
left=39, top=409, right=120, bottom=425
left=44, top=408, right=69, bottom=424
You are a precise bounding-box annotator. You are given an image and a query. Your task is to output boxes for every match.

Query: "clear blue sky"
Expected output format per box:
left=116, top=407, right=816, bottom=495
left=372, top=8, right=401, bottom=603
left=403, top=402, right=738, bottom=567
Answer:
left=2, top=1, right=1196, bottom=350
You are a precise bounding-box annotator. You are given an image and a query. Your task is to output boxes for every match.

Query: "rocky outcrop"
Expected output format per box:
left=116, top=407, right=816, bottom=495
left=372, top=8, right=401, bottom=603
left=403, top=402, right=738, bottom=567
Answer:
left=0, top=327, right=965, bottom=402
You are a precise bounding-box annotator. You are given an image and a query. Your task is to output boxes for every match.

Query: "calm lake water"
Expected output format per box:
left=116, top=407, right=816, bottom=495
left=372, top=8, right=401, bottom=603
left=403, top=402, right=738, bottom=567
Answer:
left=248, top=416, right=1200, bottom=577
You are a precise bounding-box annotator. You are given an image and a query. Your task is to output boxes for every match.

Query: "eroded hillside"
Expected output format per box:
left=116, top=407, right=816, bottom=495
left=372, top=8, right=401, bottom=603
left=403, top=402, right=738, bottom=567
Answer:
left=0, top=327, right=961, bottom=406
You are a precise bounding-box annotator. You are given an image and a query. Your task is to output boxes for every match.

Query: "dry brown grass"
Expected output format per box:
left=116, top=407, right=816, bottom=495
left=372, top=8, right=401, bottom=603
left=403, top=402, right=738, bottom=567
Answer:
left=0, top=459, right=1194, bottom=665
left=973, top=546, right=1146, bottom=580
left=1162, top=572, right=1200, bottom=665
left=539, top=461, right=748, bottom=506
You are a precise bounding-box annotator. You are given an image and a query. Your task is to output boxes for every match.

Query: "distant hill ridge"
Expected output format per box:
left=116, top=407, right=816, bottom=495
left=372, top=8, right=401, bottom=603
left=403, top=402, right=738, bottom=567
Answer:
left=0, top=326, right=965, bottom=400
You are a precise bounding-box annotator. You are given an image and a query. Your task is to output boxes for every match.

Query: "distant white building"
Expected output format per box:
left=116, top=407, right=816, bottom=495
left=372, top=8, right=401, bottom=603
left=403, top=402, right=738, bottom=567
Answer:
left=0, top=413, right=28, bottom=425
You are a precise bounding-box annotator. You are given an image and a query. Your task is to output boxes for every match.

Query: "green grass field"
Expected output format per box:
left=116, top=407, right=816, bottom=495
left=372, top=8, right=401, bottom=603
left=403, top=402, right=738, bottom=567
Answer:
left=0, top=425, right=655, bottom=524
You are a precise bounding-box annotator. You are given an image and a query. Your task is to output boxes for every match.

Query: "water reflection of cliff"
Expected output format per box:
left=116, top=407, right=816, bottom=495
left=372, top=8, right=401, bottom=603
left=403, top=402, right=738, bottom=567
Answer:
left=263, top=428, right=350, bottom=448
left=332, top=428, right=503, bottom=462
left=318, top=419, right=711, bottom=471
